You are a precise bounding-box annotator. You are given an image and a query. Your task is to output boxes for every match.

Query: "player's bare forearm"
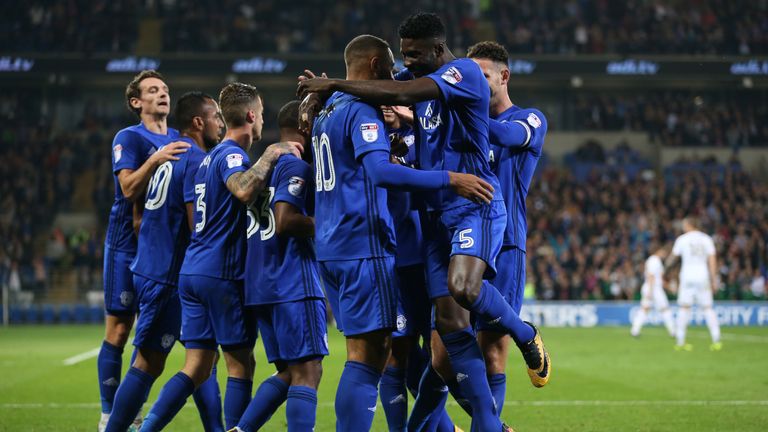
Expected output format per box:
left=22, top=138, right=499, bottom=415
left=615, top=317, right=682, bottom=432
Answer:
left=226, top=158, right=276, bottom=204
left=275, top=202, right=314, bottom=238
left=118, top=141, right=190, bottom=202
left=664, top=255, right=677, bottom=272
left=299, top=78, right=439, bottom=106
left=132, top=199, right=144, bottom=237
left=708, top=255, right=718, bottom=291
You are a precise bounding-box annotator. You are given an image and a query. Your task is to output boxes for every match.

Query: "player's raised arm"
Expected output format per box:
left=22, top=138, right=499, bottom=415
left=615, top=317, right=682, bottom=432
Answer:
left=298, top=76, right=439, bottom=107
left=225, top=141, right=303, bottom=204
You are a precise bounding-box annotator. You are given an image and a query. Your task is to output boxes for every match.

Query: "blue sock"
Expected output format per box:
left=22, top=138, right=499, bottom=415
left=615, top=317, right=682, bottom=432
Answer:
left=434, top=410, right=455, bottom=432
left=406, top=346, right=430, bottom=396
left=224, top=377, right=252, bottom=429
left=104, top=367, right=155, bottom=432
left=380, top=367, right=407, bottom=431
left=335, top=361, right=381, bottom=431
left=193, top=365, right=224, bottom=432
left=237, top=375, right=288, bottom=431
left=407, top=366, right=448, bottom=432
left=446, top=378, right=473, bottom=416
left=97, top=341, right=124, bottom=414
left=440, top=327, right=501, bottom=431
left=141, top=372, right=195, bottom=432
left=471, top=283, right=534, bottom=343
left=286, top=386, right=318, bottom=432
left=488, top=373, right=506, bottom=417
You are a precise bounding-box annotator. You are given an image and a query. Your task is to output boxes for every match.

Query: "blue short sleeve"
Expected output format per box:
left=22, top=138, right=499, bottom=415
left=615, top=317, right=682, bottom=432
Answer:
left=349, top=104, right=390, bottom=160
left=273, top=157, right=312, bottom=210
left=218, top=146, right=250, bottom=183
left=426, top=58, right=487, bottom=107
left=112, top=130, right=148, bottom=174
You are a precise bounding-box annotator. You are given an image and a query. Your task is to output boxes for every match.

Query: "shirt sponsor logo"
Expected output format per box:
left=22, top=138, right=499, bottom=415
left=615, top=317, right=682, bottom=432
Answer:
left=227, top=153, right=244, bottom=168
left=361, top=123, right=379, bottom=143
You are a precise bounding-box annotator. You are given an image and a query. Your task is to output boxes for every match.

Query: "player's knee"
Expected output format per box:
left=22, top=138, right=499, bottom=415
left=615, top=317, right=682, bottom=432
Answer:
left=289, top=359, right=323, bottom=388
left=347, top=331, right=392, bottom=371
left=223, top=349, right=253, bottom=379
left=447, top=271, right=482, bottom=308
left=105, top=321, right=133, bottom=346
left=133, top=348, right=168, bottom=378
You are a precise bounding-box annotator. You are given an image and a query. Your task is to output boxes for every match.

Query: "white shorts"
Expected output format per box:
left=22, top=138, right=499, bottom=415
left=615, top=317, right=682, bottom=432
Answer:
left=677, top=279, right=713, bottom=308
left=640, top=283, right=670, bottom=309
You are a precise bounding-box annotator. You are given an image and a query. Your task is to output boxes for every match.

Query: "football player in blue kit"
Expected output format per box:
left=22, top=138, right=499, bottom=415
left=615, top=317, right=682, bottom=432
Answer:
left=468, top=41, right=548, bottom=417
left=298, top=14, right=549, bottom=432
left=105, top=92, right=227, bottom=432
left=306, top=35, right=494, bottom=432
left=99, top=70, right=190, bottom=431
left=140, top=83, right=302, bottom=432
left=233, top=100, right=327, bottom=432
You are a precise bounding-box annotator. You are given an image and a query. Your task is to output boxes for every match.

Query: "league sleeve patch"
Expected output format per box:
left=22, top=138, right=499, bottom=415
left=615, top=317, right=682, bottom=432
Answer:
left=441, top=67, right=463, bottom=85
left=113, top=144, right=123, bottom=162
left=360, top=123, right=379, bottom=143
left=226, top=153, right=244, bottom=168
left=287, top=176, right=306, bottom=197
left=527, top=112, right=542, bottom=128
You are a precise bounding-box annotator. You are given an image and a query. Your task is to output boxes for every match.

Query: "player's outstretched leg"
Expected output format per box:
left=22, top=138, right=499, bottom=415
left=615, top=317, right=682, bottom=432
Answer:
left=434, top=294, right=501, bottom=432
left=704, top=307, right=722, bottom=350
left=336, top=330, right=391, bottom=432
left=631, top=307, right=648, bottom=337
left=97, top=315, right=135, bottom=430
left=675, top=306, right=693, bottom=351
left=193, top=362, right=225, bottom=432
left=141, top=348, right=217, bottom=432
left=449, top=256, right=550, bottom=388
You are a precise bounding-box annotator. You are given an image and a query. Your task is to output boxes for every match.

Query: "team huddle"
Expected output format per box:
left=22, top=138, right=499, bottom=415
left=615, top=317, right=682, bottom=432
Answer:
left=97, top=13, right=550, bottom=432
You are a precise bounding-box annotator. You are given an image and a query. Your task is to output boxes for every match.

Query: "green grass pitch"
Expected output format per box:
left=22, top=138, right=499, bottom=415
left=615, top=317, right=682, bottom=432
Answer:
left=1, top=325, right=766, bottom=431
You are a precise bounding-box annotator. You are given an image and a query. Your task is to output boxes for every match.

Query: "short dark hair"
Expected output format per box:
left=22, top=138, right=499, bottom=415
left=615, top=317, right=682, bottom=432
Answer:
left=219, top=83, right=261, bottom=128
left=174, top=91, right=215, bottom=132
left=344, top=34, right=390, bottom=66
left=125, top=70, right=165, bottom=117
left=467, top=41, right=509, bottom=65
left=277, top=100, right=300, bottom=130
left=398, top=12, right=445, bottom=40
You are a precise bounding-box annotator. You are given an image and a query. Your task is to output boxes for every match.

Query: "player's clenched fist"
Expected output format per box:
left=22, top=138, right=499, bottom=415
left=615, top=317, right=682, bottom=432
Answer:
left=447, top=172, right=495, bottom=204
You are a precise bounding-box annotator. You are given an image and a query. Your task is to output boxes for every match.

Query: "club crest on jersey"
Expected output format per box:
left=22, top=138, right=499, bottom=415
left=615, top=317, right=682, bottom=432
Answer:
left=527, top=112, right=542, bottom=128
left=396, top=314, right=407, bottom=331
left=113, top=144, right=123, bottom=162
left=160, top=334, right=175, bottom=349
left=441, top=66, right=463, bottom=85
left=288, top=176, right=306, bottom=197
left=227, top=153, right=244, bottom=168
left=361, top=123, right=379, bottom=143
left=119, top=291, right=134, bottom=307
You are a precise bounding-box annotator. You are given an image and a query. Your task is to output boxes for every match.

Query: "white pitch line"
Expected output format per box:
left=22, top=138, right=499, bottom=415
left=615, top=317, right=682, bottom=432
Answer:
left=3, top=400, right=768, bottom=409
left=62, top=348, right=101, bottom=366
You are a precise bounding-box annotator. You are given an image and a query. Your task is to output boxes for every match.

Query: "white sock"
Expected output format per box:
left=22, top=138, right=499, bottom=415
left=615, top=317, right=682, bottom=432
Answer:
left=705, top=308, right=721, bottom=343
left=631, top=308, right=647, bottom=336
left=661, top=308, right=675, bottom=337
left=676, top=307, right=690, bottom=346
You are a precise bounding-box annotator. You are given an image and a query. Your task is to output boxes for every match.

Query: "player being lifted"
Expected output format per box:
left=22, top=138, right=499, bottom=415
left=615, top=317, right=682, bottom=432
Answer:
left=630, top=243, right=675, bottom=338
left=232, top=101, right=328, bottom=432
left=105, top=92, right=226, bottom=432
left=140, top=84, right=302, bottom=431
left=306, top=34, right=494, bottom=431
left=667, top=217, right=722, bottom=351
left=99, top=70, right=189, bottom=431
left=299, top=13, right=549, bottom=431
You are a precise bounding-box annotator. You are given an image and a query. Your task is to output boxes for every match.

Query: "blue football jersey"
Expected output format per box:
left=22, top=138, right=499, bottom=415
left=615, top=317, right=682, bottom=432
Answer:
left=180, top=139, right=250, bottom=280
left=130, top=137, right=206, bottom=286
left=387, top=131, right=423, bottom=267
left=312, top=92, right=396, bottom=261
left=398, top=59, right=501, bottom=211
left=106, top=123, right=179, bottom=252
left=244, top=154, right=323, bottom=305
left=489, top=106, right=547, bottom=251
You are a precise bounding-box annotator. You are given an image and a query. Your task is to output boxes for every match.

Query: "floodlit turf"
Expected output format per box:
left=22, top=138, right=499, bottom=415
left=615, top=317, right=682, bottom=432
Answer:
left=1, top=325, right=767, bottom=431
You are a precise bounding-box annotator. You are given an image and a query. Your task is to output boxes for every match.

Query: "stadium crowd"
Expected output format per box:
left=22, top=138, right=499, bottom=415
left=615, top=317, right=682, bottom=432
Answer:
left=4, top=0, right=767, bottom=55
left=572, top=92, right=768, bottom=147
left=526, top=165, right=768, bottom=301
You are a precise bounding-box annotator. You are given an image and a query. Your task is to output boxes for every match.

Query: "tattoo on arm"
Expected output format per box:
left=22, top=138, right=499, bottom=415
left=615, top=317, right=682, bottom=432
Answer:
left=227, top=157, right=277, bottom=203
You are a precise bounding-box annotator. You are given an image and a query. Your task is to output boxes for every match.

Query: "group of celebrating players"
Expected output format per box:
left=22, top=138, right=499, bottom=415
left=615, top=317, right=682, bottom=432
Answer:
left=96, top=12, right=549, bottom=432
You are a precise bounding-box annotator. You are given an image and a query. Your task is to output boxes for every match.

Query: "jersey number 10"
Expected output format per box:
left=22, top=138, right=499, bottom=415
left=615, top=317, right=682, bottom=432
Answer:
left=313, top=133, right=335, bottom=192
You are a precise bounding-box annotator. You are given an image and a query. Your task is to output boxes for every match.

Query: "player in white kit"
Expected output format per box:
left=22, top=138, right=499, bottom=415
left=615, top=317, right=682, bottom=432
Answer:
left=667, top=218, right=722, bottom=351
left=630, top=244, right=675, bottom=338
